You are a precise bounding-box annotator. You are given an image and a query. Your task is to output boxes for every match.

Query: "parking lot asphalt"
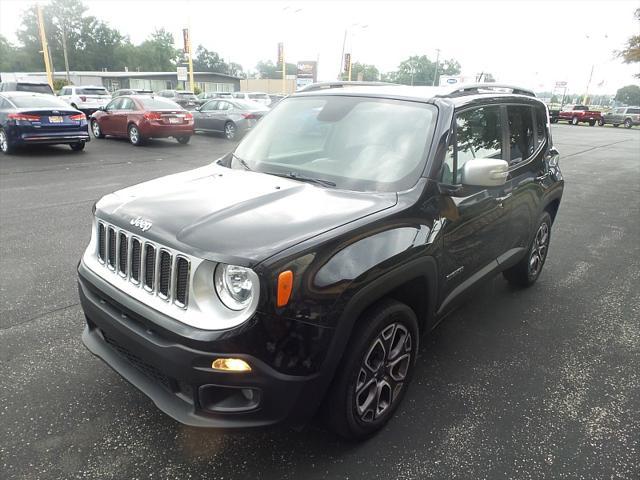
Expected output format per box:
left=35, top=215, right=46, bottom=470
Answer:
left=1, top=125, right=639, bottom=480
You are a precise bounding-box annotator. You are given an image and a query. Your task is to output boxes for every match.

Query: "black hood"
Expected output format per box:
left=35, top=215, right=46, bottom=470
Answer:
left=95, top=164, right=397, bottom=266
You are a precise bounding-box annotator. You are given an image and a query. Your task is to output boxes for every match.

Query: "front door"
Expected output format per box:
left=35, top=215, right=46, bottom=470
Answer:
left=437, top=105, right=511, bottom=311
left=198, top=100, right=218, bottom=130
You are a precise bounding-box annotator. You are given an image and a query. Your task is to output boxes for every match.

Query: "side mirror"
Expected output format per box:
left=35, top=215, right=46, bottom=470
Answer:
left=460, top=158, right=509, bottom=187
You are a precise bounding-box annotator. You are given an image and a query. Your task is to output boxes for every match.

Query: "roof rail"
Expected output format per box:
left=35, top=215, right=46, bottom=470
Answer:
left=297, top=81, right=398, bottom=92
left=440, top=83, right=536, bottom=98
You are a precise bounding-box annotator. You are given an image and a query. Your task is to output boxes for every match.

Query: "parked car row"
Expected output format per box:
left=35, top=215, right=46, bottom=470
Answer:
left=548, top=104, right=639, bottom=128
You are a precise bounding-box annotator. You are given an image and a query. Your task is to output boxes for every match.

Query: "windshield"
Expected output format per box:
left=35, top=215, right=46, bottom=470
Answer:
left=139, top=97, right=183, bottom=110
left=177, top=92, right=196, bottom=99
left=249, top=93, right=269, bottom=100
left=234, top=100, right=268, bottom=110
left=78, top=87, right=109, bottom=95
left=10, top=95, right=71, bottom=108
left=233, top=96, right=437, bottom=192
left=17, top=84, right=53, bottom=94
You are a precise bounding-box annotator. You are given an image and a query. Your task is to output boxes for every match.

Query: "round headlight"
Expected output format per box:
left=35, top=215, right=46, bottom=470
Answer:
left=214, top=264, right=257, bottom=311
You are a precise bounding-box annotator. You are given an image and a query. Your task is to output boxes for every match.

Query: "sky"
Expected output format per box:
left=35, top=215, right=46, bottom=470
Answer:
left=0, top=0, right=639, bottom=94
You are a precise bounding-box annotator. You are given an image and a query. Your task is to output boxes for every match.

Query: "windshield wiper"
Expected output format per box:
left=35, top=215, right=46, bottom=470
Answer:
left=231, top=153, right=252, bottom=171
left=266, top=171, right=336, bottom=188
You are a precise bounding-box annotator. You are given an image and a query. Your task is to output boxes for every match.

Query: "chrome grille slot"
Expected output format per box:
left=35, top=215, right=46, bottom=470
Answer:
left=97, top=223, right=106, bottom=262
left=107, top=227, right=116, bottom=269
left=144, top=244, right=156, bottom=291
left=118, top=232, right=128, bottom=276
left=130, top=238, right=141, bottom=283
left=175, top=256, right=189, bottom=307
left=92, top=219, right=192, bottom=311
left=158, top=250, right=171, bottom=299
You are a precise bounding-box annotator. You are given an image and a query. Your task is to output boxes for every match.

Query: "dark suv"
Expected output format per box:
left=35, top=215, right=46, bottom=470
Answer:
left=78, top=82, right=563, bottom=439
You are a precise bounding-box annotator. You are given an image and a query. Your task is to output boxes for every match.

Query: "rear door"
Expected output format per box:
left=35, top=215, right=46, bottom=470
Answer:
left=438, top=105, right=511, bottom=308
left=112, top=98, right=135, bottom=135
left=500, top=103, right=550, bottom=262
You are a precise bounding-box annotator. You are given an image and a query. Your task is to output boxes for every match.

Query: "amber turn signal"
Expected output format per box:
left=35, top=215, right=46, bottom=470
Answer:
left=212, top=358, right=252, bottom=372
left=277, top=270, right=294, bottom=307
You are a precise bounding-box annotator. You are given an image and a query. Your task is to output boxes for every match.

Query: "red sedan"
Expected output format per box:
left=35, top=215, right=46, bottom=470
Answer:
left=90, top=95, right=194, bottom=146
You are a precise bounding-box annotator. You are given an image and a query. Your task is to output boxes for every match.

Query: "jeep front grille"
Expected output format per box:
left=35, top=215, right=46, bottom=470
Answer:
left=96, top=220, right=190, bottom=309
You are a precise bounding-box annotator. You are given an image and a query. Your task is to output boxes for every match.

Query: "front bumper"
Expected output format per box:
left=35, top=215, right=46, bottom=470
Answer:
left=78, top=262, right=327, bottom=428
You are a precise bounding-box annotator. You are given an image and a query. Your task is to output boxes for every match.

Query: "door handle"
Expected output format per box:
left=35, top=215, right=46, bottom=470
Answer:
left=495, top=193, right=512, bottom=208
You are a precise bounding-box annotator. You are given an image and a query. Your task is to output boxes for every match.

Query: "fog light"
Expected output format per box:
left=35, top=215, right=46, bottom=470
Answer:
left=212, top=358, right=252, bottom=372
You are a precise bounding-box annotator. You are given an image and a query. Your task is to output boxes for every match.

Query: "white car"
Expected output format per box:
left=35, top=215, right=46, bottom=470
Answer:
left=231, top=92, right=272, bottom=107
left=58, top=85, right=112, bottom=113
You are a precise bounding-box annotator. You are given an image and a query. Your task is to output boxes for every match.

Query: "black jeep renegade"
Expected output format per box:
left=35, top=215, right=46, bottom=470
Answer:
left=78, top=82, right=563, bottom=439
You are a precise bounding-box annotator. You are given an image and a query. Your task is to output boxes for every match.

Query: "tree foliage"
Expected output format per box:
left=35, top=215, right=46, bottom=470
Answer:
left=383, top=55, right=461, bottom=86
left=615, top=85, right=640, bottom=106
left=341, top=62, right=380, bottom=81
left=254, top=60, right=296, bottom=79
left=617, top=8, right=640, bottom=77
left=1, top=0, right=233, bottom=75
left=192, top=45, right=244, bottom=77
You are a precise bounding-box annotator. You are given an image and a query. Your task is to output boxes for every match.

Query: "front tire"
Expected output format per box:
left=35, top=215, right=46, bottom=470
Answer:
left=588, top=120, right=595, bottom=126
left=598, top=119, right=605, bottom=126
left=128, top=124, right=143, bottom=146
left=571, top=116, right=579, bottom=125
left=91, top=119, right=104, bottom=138
left=176, top=136, right=191, bottom=144
left=0, top=129, right=13, bottom=154
left=503, top=212, right=552, bottom=287
left=624, top=119, right=632, bottom=129
left=69, top=141, right=85, bottom=151
left=325, top=299, right=418, bottom=440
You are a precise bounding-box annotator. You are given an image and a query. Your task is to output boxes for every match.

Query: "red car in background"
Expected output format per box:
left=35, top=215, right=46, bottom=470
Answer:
left=90, top=95, right=193, bottom=146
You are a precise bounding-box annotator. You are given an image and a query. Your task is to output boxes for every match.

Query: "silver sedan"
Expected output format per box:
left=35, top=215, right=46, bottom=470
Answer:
left=193, top=99, right=269, bottom=140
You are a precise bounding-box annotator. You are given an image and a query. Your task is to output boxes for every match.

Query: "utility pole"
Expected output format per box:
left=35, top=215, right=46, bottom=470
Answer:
left=339, top=29, right=347, bottom=80
left=36, top=5, right=53, bottom=89
left=583, top=64, right=594, bottom=106
left=61, top=24, right=70, bottom=83
left=432, top=48, right=440, bottom=86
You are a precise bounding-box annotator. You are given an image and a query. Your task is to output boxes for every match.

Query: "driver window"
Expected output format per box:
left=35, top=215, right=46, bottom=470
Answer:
left=202, top=101, right=218, bottom=111
left=106, top=98, right=123, bottom=111
left=120, top=98, right=134, bottom=110
left=442, top=106, right=503, bottom=184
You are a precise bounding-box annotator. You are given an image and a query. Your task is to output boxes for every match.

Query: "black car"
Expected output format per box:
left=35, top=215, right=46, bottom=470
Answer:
left=0, top=92, right=90, bottom=153
left=78, top=82, right=563, bottom=439
left=157, top=90, right=199, bottom=109
left=112, top=88, right=154, bottom=98
left=0, top=80, right=54, bottom=95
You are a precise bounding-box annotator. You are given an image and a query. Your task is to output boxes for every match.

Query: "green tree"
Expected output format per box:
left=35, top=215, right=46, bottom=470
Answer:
left=255, top=60, right=296, bottom=79
left=615, top=85, right=640, bottom=105
left=617, top=8, right=640, bottom=77
left=193, top=45, right=227, bottom=72
left=384, top=55, right=461, bottom=86
left=130, top=29, right=180, bottom=71
left=341, top=62, right=379, bottom=81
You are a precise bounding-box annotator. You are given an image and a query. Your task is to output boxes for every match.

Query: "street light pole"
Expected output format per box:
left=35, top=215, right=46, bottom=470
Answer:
left=36, top=5, right=53, bottom=90
left=432, top=48, right=440, bottom=86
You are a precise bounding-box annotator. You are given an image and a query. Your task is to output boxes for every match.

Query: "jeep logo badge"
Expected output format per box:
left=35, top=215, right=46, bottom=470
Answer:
left=130, top=216, right=152, bottom=232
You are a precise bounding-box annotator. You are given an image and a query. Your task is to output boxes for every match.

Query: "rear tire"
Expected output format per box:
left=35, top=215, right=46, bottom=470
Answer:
left=69, top=142, right=85, bottom=151
left=598, top=118, right=605, bottom=126
left=503, top=212, right=552, bottom=287
left=224, top=121, right=237, bottom=140
left=624, top=119, right=632, bottom=129
left=325, top=299, right=418, bottom=440
left=0, top=129, right=13, bottom=154
left=91, top=119, right=104, bottom=138
left=176, top=136, right=191, bottom=144
left=571, top=116, right=579, bottom=125
left=128, top=124, right=143, bottom=146
left=588, top=120, right=595, bottom=126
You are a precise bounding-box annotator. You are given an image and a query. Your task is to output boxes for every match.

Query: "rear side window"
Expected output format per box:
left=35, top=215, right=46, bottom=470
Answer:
left=17, top=83, right=53, bottom=95
left=507, top=105, right=534, bottom=164
left=139, top=97, right=182, bottom=110
left=627, top=108, right=640, bottom=115
left=442, top=106, right=503, bottom=184
left=534, top=105, right=548, bottom=149
left=0, top=97, right=11, bottom=109
left=78, top=88, right=109, bottom=95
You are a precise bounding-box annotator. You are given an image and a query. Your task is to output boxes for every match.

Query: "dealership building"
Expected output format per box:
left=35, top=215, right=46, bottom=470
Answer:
left=0, top=71, right=241, bottom=93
